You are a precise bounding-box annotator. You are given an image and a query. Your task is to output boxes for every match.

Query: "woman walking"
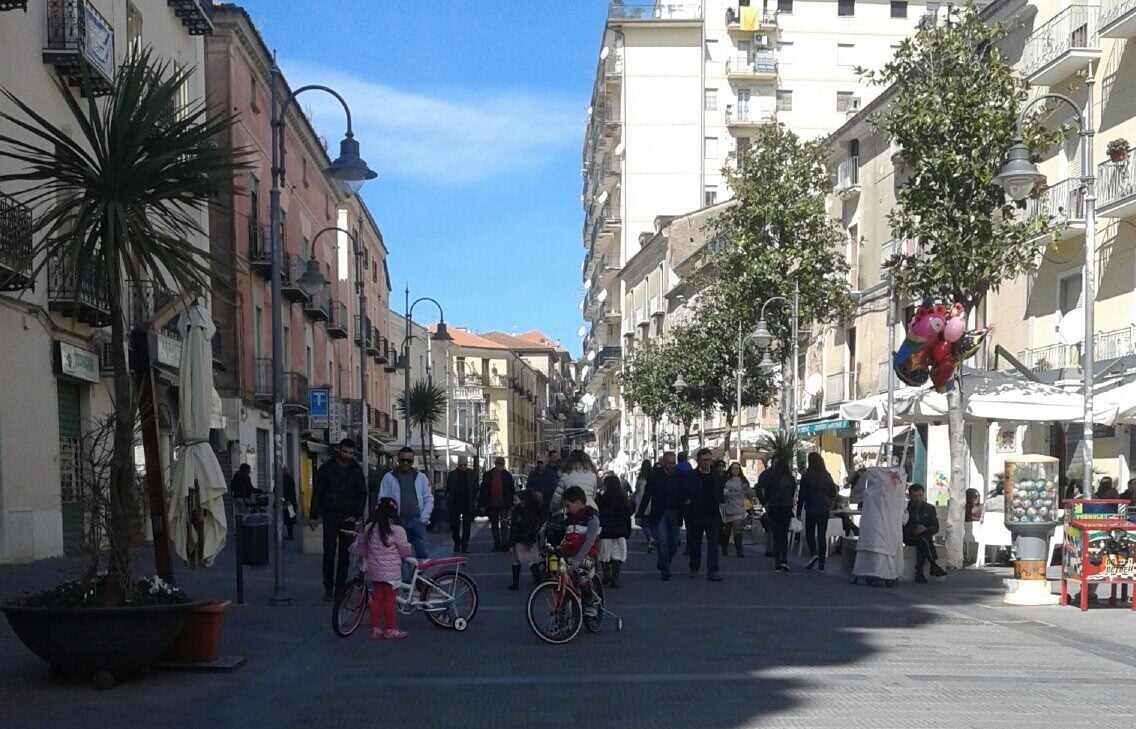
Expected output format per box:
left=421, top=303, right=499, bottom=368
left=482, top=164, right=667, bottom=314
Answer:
left=763, top=456, right=797, bottom=572
left=551, top=449, right=600, bottom=510
left=632, top=459, right=655, bottom=553
left=797, top=453, right=838, bottom=571
left=719, top=462, right=751, bottom=558
left=598, top=474, right=634, bottom=588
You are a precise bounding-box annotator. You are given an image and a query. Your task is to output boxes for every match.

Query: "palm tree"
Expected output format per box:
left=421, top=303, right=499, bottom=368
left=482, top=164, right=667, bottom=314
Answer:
left=396, top=380, right=448, bottom=467
left=0, top=51, right=248, bottom=603
left=758, top=430, right=802, bottom=473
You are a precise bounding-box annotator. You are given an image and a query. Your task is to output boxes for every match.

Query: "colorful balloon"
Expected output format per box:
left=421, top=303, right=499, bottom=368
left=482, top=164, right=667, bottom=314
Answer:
left=892, top=302, right=990, bottom=393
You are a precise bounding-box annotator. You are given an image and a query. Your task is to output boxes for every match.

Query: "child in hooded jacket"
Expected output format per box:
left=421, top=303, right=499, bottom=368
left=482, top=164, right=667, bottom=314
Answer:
left=351, top=498, right=413, bottom=639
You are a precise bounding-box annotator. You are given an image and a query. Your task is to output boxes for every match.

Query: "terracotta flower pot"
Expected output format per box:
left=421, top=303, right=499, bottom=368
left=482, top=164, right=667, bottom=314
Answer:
left=157, top=600, right=232, bottom=664
left=1109, top=149, right=1129, bottom=163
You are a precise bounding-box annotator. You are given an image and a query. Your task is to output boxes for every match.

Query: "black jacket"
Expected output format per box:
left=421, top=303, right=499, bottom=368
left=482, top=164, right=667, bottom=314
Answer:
left=446, top=468, right=476, bottom=514
left=903, top=502, right=940, bottom=542
left=282, top=470, right=297, bottom=525
left=598, top=493, right=633, bottom=538
left=508, top=503, right=543, bottom=547
left=636, top=467, right=685, bottom=522
left=685, top=469, right=724, bottom=526
left=310, top=458, right=366, bottom=522
left=797, top=470, right=837, bottom=516
left=230, top=469, right=253, bottom=500
left=478, top=468, right=516, bottom=509
left=760, top=468, right=797, bottom=510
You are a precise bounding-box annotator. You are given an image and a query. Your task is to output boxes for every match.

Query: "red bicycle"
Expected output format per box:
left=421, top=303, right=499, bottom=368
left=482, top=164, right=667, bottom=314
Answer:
left=525, top=546, right=622, bottom=644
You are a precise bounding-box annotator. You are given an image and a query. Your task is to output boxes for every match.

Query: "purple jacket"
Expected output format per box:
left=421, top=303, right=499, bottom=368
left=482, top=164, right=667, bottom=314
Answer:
left=351, top=524, right=412, bottom=583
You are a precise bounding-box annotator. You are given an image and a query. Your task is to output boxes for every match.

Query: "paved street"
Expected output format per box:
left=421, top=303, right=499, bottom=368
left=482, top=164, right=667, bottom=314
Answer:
left=3, top=522, right=1135, bottom=729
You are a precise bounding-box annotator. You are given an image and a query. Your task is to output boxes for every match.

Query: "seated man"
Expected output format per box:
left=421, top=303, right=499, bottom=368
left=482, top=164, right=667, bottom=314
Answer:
left=560, top=486, right=601, bottom=617
left=903, top=483, right=946, bottom=584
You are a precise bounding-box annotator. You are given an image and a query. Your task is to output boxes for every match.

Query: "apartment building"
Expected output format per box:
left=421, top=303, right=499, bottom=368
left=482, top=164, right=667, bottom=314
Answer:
left=206, top=5, right=393, bottom=534
left=581, top=0, right=929, bottom=472
left=0, top=1, right=213, bottom=563
left=817, top=0, right=1136, bottom=491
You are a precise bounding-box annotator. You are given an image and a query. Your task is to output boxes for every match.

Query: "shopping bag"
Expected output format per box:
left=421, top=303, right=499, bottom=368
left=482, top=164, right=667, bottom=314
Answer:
left=789, top=516, right=804, bottom=533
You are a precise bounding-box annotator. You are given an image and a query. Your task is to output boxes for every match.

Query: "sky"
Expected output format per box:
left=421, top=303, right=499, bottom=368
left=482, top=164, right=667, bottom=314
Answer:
left=238, top=0, right=607, bottom=355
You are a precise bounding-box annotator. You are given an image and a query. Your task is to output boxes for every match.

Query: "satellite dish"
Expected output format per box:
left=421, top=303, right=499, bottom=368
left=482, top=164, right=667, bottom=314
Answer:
left=803, top=372, right=823, bottom=396
left=597, top=290, right=608, bottom=303
left=1056, top=311, right=1085, bottom=346
left=586, top=350, right=596, bottom=363
left=577, top=325, right=587, bottom=337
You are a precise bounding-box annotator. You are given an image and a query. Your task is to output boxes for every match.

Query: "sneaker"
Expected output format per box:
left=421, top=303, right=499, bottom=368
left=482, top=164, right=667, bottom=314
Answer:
left=707, top=572, right=722, bottom=582
left=370, top=628, right=383, bottom=640
left=930, top=564, right=947, bottom=578
left=806, top=556, right=819, bottom=570
left=915, top=570, right=928, bottom=584
left=779, top=563, right=791, bottom=573
left=383, top=629, right=409, bottom=640
left=646, top=540, right=655, bottom=554
left=818, top=563, right=825, bottom=572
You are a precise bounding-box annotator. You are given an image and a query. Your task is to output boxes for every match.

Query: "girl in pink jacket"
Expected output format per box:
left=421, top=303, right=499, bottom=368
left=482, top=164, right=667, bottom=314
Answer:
left=351, top=499, right=413, bottom=639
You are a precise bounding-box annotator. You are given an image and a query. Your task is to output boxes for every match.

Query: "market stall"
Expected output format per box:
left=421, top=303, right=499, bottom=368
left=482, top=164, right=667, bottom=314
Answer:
left=1060, top=499, right=1135, bottom=612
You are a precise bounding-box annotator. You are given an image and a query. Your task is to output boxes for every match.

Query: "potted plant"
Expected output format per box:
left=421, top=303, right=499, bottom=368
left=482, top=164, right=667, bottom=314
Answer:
left=0, top=51, right=247, bottom=687
left=1029, top=176, right=1048, bottom=199
left=1107, top=138, right=1129, bottom=163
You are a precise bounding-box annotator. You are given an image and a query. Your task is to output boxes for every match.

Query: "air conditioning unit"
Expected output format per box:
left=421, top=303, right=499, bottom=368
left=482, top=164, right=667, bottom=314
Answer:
left=753, top=33, right=771, bottom=49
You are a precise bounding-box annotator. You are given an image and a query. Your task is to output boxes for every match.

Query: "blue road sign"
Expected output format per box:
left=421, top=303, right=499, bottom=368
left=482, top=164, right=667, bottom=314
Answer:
left=309, top=388, right=330, bottom=428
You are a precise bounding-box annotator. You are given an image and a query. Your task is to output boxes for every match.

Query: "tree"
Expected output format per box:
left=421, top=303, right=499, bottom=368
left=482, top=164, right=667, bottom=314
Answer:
left=397, top=380, right=448, bottom=467
left=861, top=3, right=1063, bottom=567
left=0, top=51, right=248, bottom=604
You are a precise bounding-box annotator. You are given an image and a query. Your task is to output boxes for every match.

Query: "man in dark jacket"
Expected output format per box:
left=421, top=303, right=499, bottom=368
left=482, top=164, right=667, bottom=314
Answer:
left=903, top=483, right=946, bottom=583
left=479, top=457, right=515, bottom=551
left=686, top=448, right=724, bottom=581
left=446, top=456, right=477, bottom=554
left=308, top=438, right=367, bottom=601
left=526, top=457, right=559, bottom=519
left=636, top=451, right=686, bottom=580
left=230, top=463, right=254, bottom=512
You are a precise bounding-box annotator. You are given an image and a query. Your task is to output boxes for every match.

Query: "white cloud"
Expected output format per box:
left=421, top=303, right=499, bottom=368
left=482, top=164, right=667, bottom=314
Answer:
left=280, top=60, right=582, bottom=185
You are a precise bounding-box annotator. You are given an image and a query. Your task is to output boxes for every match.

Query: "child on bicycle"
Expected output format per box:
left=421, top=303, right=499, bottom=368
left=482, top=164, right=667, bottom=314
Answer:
left=560, top=486, right=602, bottom=617
left=351, top=498, right=413, bottom=640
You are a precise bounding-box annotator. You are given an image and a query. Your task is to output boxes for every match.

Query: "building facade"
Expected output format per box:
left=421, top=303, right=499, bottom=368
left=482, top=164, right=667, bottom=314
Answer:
left=0, top=0, right=214, bottom=563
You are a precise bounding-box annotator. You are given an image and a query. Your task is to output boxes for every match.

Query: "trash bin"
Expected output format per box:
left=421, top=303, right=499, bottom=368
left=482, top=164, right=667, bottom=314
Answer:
left=238, top=513, right=271, bottom=566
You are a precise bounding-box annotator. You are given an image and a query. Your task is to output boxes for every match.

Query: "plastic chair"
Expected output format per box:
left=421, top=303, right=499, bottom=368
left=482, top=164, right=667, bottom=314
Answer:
left=972, top=512, right=1012, bottom=566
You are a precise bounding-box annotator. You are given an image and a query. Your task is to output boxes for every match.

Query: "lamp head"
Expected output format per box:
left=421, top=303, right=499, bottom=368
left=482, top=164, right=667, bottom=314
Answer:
left=432, top=321, right=454, bottom=342
left=758, top=352, right=776, bottom=372
left=326, top=133, right=378, bottom=194
left=752, top=320, right=772, bottom=350
left=993, top=142, right=1044, bottom=202
left=673, top=374, right=687, bottom=393
left=297, top=257, right=329, bottom=298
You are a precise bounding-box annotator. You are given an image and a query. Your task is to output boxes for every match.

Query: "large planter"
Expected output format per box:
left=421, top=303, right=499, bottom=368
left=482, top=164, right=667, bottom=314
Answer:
left=1, top=602, right=195, bottom=678
left=158, top=600, right=232, bottom=664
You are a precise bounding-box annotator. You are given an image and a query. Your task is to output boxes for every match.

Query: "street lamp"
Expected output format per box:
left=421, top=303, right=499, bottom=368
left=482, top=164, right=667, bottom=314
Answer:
left=752, top=284, right=800, bottom=432
left=267, top=66, right=376, bottom=606
left=994, top=77, right=1097, bottom=496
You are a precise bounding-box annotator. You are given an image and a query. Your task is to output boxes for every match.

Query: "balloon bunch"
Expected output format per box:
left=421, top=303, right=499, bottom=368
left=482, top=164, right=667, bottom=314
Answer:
left=892, top=301, right=990, bottom=393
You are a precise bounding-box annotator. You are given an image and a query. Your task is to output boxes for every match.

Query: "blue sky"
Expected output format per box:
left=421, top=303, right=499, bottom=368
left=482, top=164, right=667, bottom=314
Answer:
left=238, top=0, right=607, bottom=354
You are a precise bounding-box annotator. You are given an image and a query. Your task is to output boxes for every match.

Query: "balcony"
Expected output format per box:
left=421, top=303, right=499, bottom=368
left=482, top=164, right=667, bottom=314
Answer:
left=326, top=300, right=349, bottom=339
left=303, top=287, right=330, bottom=322
left=128, top=280, right=178, bottom=333
left=248, top=222, right=270, bottom=276
left=42, top=0, right=114, bottom=96
left=1020, top=177, right=1085, bottom=241
left=725, top=53, right=777, bottom=82
left=1101, top=0, right=1136, bottom=38
left=366, top=327, right=381, bottom=357
left=1017, top=327, right=1136, bottom=372
left=825, top=370, right=854, bottom=405
left=724, top=107, right=775, bottom=130
left=595, top=346, right=622, bottom=370
left=603, top=50, right=623, bottom=80
left=1020, top=5, right=1100, bottom=87
left=585, top=395, right=620, bottom=427
left=1097, top=160, right=1136, bottom=220
left=167, top=0, right=213, bottom=36
left=253, top=357, right=272, bottom=402
left=372, top=330, right=388, bottom=363
left=280, top=254, right=309, bottom=303
left=283, top=372, right=308, bottom=411
left=608, top=2, right=703, bottom=23
left=47, top=255, right=111, bottom=326
left=835, top=157, right=860, bottom=196
left=725, top=7, right=777, bottom=32
left=650, top=295, right=665, bottom=318
left=0, top=193, right=33, bottom=291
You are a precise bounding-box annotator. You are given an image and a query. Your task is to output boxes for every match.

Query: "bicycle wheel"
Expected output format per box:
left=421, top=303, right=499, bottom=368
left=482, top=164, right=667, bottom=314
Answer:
left=421, top=571, right=479, bottom=630
left=332, top=577, right=368, bottom=638
left=526, top=582, right=582, bottom=645
left=584, top=575, right=604, bottom=633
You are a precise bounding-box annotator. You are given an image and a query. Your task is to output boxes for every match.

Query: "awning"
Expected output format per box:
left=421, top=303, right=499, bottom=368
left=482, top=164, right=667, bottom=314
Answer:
left=853, top=424, right=913, bottom=449
left=403, top=433, right=476, bottom=457
left=1097, top=380, right=1136, bottom=424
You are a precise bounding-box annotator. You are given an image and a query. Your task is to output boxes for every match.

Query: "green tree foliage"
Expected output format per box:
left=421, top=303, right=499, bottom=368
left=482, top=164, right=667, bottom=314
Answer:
left=0, top=51, right=249, bottom=602
left=860, top=3, right=1063, bottom=566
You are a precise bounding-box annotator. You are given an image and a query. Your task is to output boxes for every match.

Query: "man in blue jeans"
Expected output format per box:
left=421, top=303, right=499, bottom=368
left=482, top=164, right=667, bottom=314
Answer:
left=379, top=446, right=434, bottom=582
left=636, top=451, right=686, bottom=580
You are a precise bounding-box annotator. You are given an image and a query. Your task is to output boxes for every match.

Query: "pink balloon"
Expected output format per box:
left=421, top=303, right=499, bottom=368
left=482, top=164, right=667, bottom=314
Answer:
left=943, top=317, right=965, bottom=343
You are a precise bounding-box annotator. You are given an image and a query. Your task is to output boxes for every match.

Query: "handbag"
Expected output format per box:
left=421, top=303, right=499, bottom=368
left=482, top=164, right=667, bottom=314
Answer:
left=789, top=516, right=804, bottom=533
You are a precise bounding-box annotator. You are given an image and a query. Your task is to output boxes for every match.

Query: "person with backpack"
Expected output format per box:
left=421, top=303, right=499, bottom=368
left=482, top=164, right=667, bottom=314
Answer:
left=350, top=498, right=413, bottom=640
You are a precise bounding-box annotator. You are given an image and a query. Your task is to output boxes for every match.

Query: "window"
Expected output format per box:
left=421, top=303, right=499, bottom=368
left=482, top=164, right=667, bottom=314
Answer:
left=890, top=1, right=908, bottom=18
left=249, top=174, right=260, bottom=225
left=254, top=306, right=264, bottom=359
left=736, top=137, right=751, bottom=154
left=838, top=0, right=854, bottom=16
left=704, top=88, right=718, bottom=112
left=1058, top=273, right=1083, bottom=318
left=704, top=38, right=719, bottom=63
left=704, top=137, right=718, bottom=160
left=704, top=187, right=718, bottom=206
left=777, top=0, right=793, bottom=12
left=836, top=91, right=857, bottom=113
left=126, top=2, right=143, bottom=56
left=302, top=157, right=309, bottom=188
left=250, top=75, right=260, bottom=114
left=837, top=43, right=855, bottom=67
left=776, top=90, right=793, bottom=111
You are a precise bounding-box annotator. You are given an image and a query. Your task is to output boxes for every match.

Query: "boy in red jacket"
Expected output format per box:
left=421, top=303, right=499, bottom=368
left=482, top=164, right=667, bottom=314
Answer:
left=560, top=486, right=601, bottom=616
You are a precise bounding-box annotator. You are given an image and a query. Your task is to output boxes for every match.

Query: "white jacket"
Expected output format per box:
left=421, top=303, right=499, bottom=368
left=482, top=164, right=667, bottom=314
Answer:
left=378, top=469, right=434, bottom=523
left=551, top=468, right=600, bottom=511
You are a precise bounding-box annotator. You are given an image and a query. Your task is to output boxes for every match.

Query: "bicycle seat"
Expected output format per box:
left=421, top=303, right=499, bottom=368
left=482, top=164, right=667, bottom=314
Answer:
left=404, top=556, right=467, bottom=569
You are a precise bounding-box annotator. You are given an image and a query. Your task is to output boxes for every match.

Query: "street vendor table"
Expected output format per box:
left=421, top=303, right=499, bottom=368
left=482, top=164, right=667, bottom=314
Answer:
left=1060, top=499, right=1135, bottom=612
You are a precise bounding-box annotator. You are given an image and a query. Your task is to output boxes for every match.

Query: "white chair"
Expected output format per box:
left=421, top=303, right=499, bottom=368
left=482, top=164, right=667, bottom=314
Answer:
left=971, top=512, right=1013, bottom=566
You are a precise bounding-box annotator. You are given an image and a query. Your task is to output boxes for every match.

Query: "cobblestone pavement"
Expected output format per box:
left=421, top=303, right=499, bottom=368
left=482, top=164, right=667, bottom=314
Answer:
left=2, top=521, right=1135, bottom=729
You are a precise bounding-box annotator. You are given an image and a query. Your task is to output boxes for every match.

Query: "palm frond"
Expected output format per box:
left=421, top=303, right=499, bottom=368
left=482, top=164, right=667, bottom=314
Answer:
left=396, top=381, right=449, bottom=430
left=757, top=430, right=801, bottom=468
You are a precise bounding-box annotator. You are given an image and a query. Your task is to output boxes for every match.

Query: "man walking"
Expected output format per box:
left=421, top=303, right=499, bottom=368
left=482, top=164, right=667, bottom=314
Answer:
left=479, top=456, right=515, bottom=551
left=526, top=456, right=558, bottom=519
left=687, top=448, right=723, bottom=581
left=379, top=447, right=434, bottom=582
left=903, top=483, right=946, bottom=583
left=309, top=438, right=367, bottom=601
left=446, top=455, right=476, bottom=554
left=636, top=451, right=685, bottom=580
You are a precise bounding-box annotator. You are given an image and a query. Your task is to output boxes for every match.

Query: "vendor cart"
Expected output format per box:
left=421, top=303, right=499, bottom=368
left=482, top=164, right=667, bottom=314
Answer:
left=1060, top=499, right=1135, bottom=612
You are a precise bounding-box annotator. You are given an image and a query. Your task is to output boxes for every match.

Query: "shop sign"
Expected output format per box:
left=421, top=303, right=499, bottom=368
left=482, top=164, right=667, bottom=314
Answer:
left=453, top=386, right=484, bottom=402
left=54, top=341, right=100, bottom=384
left=796, top=419, right=854, bottom=436
left=154, top=332, right=182, bottom=370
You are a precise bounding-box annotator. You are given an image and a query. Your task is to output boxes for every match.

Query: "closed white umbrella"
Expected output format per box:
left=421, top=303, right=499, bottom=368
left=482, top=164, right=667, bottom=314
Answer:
left=168, top=301, right=228, bottom=566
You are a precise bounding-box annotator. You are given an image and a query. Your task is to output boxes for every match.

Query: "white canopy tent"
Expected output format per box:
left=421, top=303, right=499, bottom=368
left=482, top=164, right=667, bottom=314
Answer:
left=1096, top=380, right=1136, bottom=424
left=402, top=433, right=476, bottom=457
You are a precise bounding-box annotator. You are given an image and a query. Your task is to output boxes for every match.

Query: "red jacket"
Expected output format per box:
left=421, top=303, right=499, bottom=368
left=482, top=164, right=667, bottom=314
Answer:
left=562, top=506, right=600, bottom=560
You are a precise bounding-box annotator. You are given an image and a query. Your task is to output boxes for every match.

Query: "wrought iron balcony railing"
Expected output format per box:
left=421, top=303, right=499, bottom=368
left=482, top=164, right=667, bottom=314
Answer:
left=609, top=2, right=702, bottom=21
left=1020, top=5, right=1100, bottom=86
left=167, top=0, right=213, bottom=36
left=326, top=300, right=349, bottom=339
left=47, top=254, right=111, bottom=326
left=43, top=0, right=114, bottom=96
left=0, top=193, right=33, bottom=291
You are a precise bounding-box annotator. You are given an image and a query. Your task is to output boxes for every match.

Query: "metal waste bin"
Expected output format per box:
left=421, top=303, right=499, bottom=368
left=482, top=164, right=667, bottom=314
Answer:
left=238, top=513, right=271, bottom=566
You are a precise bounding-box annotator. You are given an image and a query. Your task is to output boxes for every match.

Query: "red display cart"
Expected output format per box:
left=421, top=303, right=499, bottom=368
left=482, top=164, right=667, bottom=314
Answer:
left=1060, top=499, right=1135, bottom=612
